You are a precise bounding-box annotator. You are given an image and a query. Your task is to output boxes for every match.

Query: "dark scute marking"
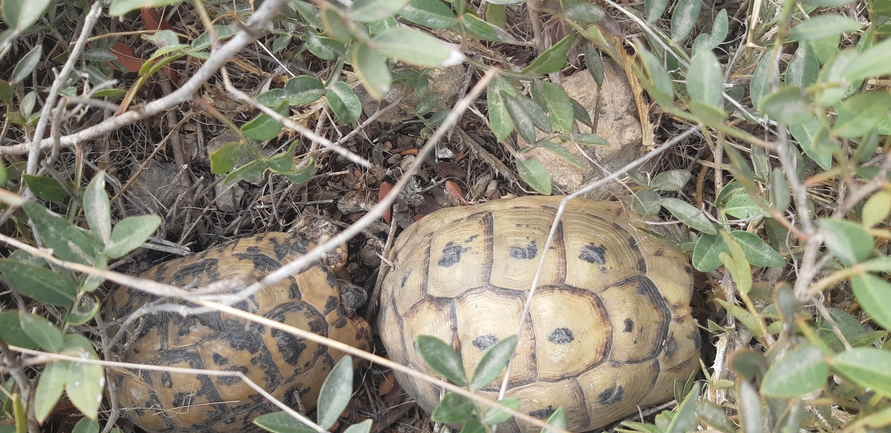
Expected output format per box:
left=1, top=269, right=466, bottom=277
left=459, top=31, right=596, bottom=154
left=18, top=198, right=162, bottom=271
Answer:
left=626, top=234, right=641, bottom=253
left=623, top=318, right=634, bottom=333
left=273, top=236, right=310, bottom=261
left=217, top=365, right=249, bottom=386
left=171, top=259, right=220, bottom=285
left=579, top=244, right=606, bottom=265
left=324, top=295, right=339, bottom=314
left=547, top=328, right=574, bottom=345
left=234, top=251, right=282, bottom=274
left=529, top=405, right=556, bottom=419
left=160, top=371, right=172, bottom=388
left=692, top=329, right=702, bottom=349
left=226, top=329, right=263, bottom=354
left=637, top=257, right=647, bottom=273
left=685, top=265, right=693, bottom=275
left=399, top=270, right=412, bottom=288
left=438, top=242, right=467, bottom=267
left=325, top=267, right=338, bottom=286
left=665, top=336, right=677, bottom=358
left=273, top=328, right=309, bottom=367
left=472, top=334, right=498, bottom=350
left=465, top=234, right=479, bottom=243
left=509, top=240, right=538, bottom=260
left=598, top=386, right=624, bottom=405
left=213, top=353, right=228, bottom=366
left=288, top=281, right=303, bottom=300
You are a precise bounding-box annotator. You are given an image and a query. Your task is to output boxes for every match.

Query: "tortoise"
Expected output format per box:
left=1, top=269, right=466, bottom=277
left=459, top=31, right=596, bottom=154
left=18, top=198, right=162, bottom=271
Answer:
left=377, top=196, right=700, bottom=432
left=105, top=221, right=373, bottom=433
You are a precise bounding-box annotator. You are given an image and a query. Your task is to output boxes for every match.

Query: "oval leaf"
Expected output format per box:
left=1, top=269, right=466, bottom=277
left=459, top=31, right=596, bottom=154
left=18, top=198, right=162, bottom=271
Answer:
left=416, top=335, right=467, bottom=386
left=0, top=260, right=77, bottom=307
left=831, top=347, right=891, bottom=398
left=515, top=156, right=552, bottom=195
left=820, top=218, right=873, bottom=266
left=661, top=197, right=717, bottom=234
left=106, top=215, right=161, bottom=259
left=761, top=344, right=828, bottom=397
left=851, top=273, right=891, bottom=331
left=317, top=356, right=353, bottom=429
left=371, top=27, right=463, bottom=67
left=470, top=335, right=517, bottom=392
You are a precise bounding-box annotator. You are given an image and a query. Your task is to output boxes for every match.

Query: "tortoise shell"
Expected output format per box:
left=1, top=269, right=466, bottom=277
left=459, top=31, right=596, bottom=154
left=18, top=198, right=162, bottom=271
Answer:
left=377, top=196, right=700, bottom=432
left=106, top=232, right=373, bottom=433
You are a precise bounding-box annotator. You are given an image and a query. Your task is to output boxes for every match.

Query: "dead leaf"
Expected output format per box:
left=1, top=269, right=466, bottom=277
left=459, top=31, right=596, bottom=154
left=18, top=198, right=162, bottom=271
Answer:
left=379, top=182, right=392, bottom=224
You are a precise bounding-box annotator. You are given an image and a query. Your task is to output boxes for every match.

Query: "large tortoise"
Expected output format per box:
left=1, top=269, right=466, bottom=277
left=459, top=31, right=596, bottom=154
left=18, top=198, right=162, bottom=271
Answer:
left=377, top=196, right=700, bottom=431
left=106, top=224, right=373, bottom=433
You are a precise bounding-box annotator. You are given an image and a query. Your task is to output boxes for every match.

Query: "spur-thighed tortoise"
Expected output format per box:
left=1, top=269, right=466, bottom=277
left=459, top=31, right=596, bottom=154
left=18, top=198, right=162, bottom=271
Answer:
left=378, top=196, right=700, bottom=431
left=106, top=226, right=373, bottom=433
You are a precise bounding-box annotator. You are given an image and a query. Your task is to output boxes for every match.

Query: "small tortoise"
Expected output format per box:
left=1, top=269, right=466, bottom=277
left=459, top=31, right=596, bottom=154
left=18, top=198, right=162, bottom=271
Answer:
left=378, top=196, right=700, bottom=432
left=106, top=224, right=373, bottom=433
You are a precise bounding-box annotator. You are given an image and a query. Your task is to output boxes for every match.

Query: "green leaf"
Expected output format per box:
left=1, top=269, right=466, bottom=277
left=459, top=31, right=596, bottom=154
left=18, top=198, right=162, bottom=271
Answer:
left=723, top=194, right=766, bottom=219
left=487, top=77, right=514, bottom=141
left=665, top=383, right=700, bottom=433
left=862, top=191, right=891, bottom=228
left=417, top=335, right=466, bottom=385
left=484, top=398, right=521, bottom=425
left=695, top=400, right=735, bottom=433
left=749, top=53, right=775, bottom=109
left=256, top=89, right=288, bottom=107
left=19, top=312, right=63, bottom=352
left=503, top=93, right=536, bottom=144
left=282, top=159, right=316, bottom=185
left=306, top=35, right=346, bottom=60
left=11, top=45, right=42, bottom=85
left=539, top=142, right=583, bottom=168
left=820, top=218, right=873, bottom=266
left=0, top=311, right=38, bottom=348
left=786, top=43, right=819, bottom=88
left=531, top=81, right=573, bottom=134
left=35, top=360, right=69, bottom=422
left=400, top=0, right=457, bottom=29
left=635, top=43, right=674, bottom=107
left=343, top=419, right=373, bottom=433
left=285, top=76, right=326, bottom=106
left=320, top=7, right=353, bottom=42
left=563, top=3, right=604, bottom=23
left=831, top=348, right=891, bottom=398
left=106, top=215, right=161, bottom=259
left=317, top=356, right=353, bottom=429
left=833, top=91, right=891, bottom=138
left=570, top=133, right=608, bottom=146
left=737, top=380, right=763, bottom=433
left=516, top=156, right=552, bottom=195
left=788, top=14, right=862, bottom=41
left=67, top=296, right=101, bottom=326
left=719, top=244, right=751, bottom=294
left=2, top=0, right=52, bottom=30
left=842, top=36, right=891, bottom=82
left=327, top=81, right=362, bottom=124
left=372, top=27, right=463, bottom=67
left=23, top=174, right=69, bottom=202
left=645, top=0, right=669, bottom=22
left=459, top=419, right=486, bottom=433
left=790, top=120, right=832, bottom=170
left=730, top=231, right=785, bottom=268
left=72, top=418, right=99, bottom=433
left=222, top=159, right=266, bottom=188
left=515, top=95, right=551, bottom=133
left=349, top=0, right=410, bottom=22
left=242, top=100, right=289, bottom=141
left=470, top=335, right=517, bottom=391
left=651, top=170, right=691, bottom=192
left=770, top=168, right=790, bottom=211
left=431, top=393, right=474, bottom=424
left=63, top=335, right=103, bottom=419
left=0, top=260, right=77, bottom=307
left=851, top=273, right=891, bottom=331
left=661, top=197, right=716, bottom=235
left=761, top=344, right=828, bottom=397
left=633, top=188, right=662, bottom=216
left=670, top=0, right=701, bottom=41
left=210, top=142, right=245, bottom=174
left=254, top=412, right=316, bottom=433
left=521, top=35, right=573, bottom=75
left=458, top=13, right=502, bottom=42
left=191, top=24, right=238, bottom=51
left=543, top=406, right=567, bottom=432
left=109, top=0, right=182, bottom=15
left=84, top=172, right=111, bottom=246
left=351, top=42, right=391, bottom=100
left=759, top=86, right=814, bottom=125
